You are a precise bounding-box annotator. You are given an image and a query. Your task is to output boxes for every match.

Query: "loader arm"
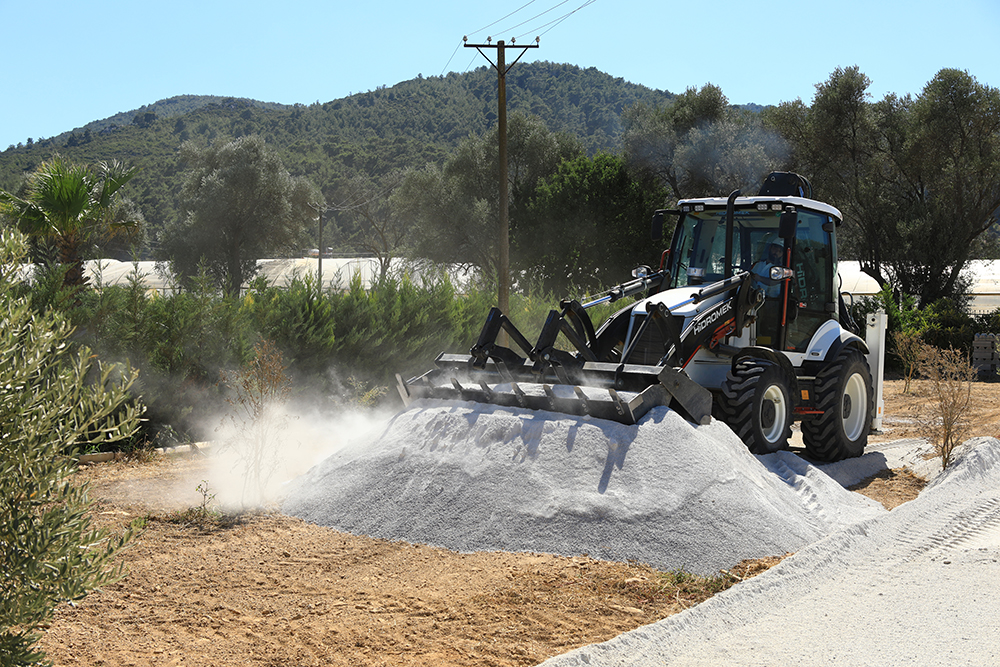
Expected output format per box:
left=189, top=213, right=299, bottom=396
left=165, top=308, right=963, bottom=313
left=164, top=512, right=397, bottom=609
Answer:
left=397, top=271, right=760, bottom=427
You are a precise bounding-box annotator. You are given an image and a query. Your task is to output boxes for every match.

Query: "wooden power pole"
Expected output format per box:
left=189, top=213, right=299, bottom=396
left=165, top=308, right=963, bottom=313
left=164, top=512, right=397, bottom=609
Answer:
left=464, top=36, right=539, bottom=319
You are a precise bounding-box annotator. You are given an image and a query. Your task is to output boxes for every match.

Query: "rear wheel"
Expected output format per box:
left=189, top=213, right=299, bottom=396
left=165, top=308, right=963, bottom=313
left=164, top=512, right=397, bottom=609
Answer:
left=719, top=359, right=792, bottom=454
left=802, top=347, right=873, bottom=461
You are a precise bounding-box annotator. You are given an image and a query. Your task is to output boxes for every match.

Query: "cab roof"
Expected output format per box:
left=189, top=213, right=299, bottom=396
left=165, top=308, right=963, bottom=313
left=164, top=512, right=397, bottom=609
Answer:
left=675, top=195, right=844, bottom=225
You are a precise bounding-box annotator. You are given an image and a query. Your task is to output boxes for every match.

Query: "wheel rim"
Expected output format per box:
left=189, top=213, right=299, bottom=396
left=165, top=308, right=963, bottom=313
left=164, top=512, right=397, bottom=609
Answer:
left=760, top=384, right=787, bottom=443
left=842, top=372, right=867, bottom=442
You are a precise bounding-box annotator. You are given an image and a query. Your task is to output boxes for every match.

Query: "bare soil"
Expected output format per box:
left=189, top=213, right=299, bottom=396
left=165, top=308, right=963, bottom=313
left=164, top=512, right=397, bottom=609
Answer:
left=37, top=379, right=998, bottom=666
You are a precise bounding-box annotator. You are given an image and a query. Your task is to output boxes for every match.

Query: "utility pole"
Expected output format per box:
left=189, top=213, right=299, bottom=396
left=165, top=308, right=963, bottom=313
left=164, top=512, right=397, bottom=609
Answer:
left=464, top=36, right=539, bottom=319
left=308, top=202, right=327, bottom=292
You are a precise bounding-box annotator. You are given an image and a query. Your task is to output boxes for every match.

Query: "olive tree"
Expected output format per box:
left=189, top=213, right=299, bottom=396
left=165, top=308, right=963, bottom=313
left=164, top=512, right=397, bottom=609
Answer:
left=162, top=135, right=321, bottom=296
left=395, top=113, right=583, bottom=285
left=766, top=67, right=1000, bottom=305
left=623, top=84, right=788, bottom=201
left=520, top=152, right=668, bottom=294
left=332, top=170, right=408, bottom=282
left=0, top=229, right=143, bottom=666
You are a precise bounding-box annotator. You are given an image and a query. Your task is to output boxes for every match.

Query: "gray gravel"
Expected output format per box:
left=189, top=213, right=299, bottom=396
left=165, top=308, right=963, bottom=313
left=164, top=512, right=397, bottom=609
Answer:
left=539, top=436, right=1000, bottom=667
left=283, top=399, right=1000, bottom=665
left=284, top=400, right=884, bottom=574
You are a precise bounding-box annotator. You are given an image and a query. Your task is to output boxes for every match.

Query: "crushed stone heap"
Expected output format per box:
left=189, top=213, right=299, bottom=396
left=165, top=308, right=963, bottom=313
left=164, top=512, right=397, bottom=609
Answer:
left=283, top=401, right=884, bottom=574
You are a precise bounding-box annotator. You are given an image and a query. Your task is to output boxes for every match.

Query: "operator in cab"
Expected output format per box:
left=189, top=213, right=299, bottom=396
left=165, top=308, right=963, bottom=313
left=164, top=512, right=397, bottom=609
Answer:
left=751, top=241, right=784, bottom=299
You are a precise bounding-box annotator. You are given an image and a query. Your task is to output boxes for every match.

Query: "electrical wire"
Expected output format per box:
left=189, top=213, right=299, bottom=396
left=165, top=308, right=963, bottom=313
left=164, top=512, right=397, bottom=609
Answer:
left=440, top=42, right=464, bottom=76
left=515, top=0, right=597, bottom=41
left=445, top=0, right=598, bottom=75
left=442, top=0, right=539, bottom=75
left=466, top=0, right=539, bottom=38
left=494, top=0, right=572, bottom=38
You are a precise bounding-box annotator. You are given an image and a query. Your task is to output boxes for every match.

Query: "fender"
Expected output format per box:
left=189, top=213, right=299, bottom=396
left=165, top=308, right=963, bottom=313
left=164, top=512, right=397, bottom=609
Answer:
left=825, top=333, right=868, bottom=363
left=804, top=319, right=869, bottom=363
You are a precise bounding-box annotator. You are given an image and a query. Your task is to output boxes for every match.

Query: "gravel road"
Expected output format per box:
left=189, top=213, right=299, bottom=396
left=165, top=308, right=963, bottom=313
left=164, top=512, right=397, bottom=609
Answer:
left=540, top=437, right=1000, bottom=667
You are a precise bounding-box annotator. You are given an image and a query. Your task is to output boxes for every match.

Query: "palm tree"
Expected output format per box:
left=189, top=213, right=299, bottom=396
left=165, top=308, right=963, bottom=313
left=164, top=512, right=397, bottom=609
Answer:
left=0, top=157, right=140, bottom=287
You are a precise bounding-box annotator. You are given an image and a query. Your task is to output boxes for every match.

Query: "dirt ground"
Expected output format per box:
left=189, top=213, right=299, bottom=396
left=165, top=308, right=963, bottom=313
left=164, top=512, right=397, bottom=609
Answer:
left=37, top=379, right=1000, bottom=667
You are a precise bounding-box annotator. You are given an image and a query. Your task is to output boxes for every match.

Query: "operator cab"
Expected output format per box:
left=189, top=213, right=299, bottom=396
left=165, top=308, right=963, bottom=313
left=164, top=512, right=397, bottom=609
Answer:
left=665, top=193, right=843, bottom=353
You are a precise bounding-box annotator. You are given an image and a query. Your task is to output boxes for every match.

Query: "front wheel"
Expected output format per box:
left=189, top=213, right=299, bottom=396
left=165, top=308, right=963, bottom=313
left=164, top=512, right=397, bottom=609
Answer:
left=718, top=359, right=792, bottom=454
left=802, top=348, right=873, bottom=461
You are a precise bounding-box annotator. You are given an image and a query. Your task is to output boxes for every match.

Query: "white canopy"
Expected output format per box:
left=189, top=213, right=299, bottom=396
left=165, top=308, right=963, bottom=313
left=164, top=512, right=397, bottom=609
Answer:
left=66, top=257, right=1000, bottom=316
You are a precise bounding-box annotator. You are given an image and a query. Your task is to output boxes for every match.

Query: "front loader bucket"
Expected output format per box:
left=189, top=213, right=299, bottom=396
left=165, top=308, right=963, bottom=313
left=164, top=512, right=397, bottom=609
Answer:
left=396, top=353, right=712, bottom=426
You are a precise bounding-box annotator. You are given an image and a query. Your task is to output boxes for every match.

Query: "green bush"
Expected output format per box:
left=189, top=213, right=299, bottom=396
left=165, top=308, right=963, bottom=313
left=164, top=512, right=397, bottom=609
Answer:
left=0, top=230, right=143, bottom=667
left=243, top=274, right=337, bottom=382
left=973, top=307, right=1000, bottom=334
left=20, top=258, right=630, bottom=444
left=329, top=272, right=478, bottom=384
left=919, top=299, right=977, bottom=355
left=78, top=268, right=256, bottom=444
left=850, top=284, right=979, bottom=368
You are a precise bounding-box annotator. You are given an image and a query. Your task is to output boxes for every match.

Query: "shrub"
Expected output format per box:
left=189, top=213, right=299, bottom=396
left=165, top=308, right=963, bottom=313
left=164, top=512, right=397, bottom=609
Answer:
left=0, top=230, right=143, bottom=666
left=242, top=273, right=337, bottom=390
left=919, top=344, right=976, bottom=469
left=218, top=340, right=291, bottom=508
left=893, top=330, right=923, bottom=394
left=851, top=284, right=978, bottom=368
left=919, top=299, right=977, bottom=355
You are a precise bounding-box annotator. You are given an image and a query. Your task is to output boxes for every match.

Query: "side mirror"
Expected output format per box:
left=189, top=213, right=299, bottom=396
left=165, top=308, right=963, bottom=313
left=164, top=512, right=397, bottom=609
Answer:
left=779, top=207, right=797, bottom=240
left=651, top=210, right=664, bottom=241
left=632, top=265, right=652, bottom=279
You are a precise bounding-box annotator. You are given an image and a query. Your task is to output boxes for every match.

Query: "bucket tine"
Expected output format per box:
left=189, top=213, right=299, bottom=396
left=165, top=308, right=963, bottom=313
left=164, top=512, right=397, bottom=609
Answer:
left=542, top=384, right=557, bottom=410
left=511, top=382, right=527, bottom=407
left=658, top=367, right=713, bottom=425
left=608, top=388, right=627, bottom=418
left=395, top=373, right=412, bottom=405
left=573, top=386, right=593, bottom=416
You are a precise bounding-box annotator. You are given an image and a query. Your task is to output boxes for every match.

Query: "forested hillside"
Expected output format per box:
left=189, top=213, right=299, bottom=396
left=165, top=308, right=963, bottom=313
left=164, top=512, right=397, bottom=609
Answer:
left=0, top=62, right=673, bottom=254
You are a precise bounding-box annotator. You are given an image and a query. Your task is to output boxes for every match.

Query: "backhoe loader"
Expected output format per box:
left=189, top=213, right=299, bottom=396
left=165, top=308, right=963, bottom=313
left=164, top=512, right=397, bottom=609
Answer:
left=397, top=172, right=886, bottom=462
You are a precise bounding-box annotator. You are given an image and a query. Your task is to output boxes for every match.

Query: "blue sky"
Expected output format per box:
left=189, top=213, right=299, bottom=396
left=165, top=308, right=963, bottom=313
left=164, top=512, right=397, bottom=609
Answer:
left=3, top=0, right=999, bottom=150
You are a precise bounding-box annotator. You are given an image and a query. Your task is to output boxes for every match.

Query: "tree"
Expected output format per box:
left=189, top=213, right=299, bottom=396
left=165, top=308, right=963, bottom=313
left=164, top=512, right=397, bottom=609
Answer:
left=768, top=67, right=1000, bottom=305
left=624, top=84, right=789, bottom=201
left=765, top=66, right=898, bottom=288
left=161, top=135, right=321, bottom=296
left=519, top=152, right=669, bottom=294
left=885, top=69, right=1000, bottom=304
left=0, top=157, right=140, bottom=287
left=0, top=229, right=143, bottom=666
left=333, top=170, right=408, bottom=282
left=397, top=113, right=583, bottom=285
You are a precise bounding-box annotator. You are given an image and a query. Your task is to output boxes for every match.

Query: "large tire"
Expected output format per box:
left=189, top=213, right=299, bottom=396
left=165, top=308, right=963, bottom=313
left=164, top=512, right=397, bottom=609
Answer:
left=802, top=347, right=873, bottom=462
left=718, top=359, right=792, bottom=454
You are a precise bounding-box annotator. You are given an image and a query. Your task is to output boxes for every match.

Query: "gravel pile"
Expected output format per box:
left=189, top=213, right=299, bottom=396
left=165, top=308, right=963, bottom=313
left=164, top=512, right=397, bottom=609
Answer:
left=283, top=400, right=885, bottom=574
left=539, top=436, right=1000, bottom=666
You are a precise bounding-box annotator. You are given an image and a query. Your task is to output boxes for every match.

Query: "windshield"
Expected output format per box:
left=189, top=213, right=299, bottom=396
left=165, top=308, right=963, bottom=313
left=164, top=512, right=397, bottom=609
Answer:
left=668, top=209, right=787, bottom=288
left=667, top=206, right=839, bottom=351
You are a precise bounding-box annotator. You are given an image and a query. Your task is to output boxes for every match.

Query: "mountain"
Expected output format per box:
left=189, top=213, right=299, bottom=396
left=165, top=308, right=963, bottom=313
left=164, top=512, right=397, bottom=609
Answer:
left=0, top=62, right=675, bottom=255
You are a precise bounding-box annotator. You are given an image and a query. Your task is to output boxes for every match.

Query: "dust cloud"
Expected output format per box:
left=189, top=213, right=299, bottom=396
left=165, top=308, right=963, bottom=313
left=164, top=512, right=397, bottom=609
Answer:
left=203, top=401, right=393, bottom=510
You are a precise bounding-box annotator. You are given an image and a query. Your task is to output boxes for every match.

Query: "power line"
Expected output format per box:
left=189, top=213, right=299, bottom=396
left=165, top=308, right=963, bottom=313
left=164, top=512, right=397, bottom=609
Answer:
left=466, top=0, right=539, bottom=38
left=493, top=0, right=572, bottom=37
left=515, top=0, right=597, bottom=41
left=443, top=0, right=540, bottom=75
left=443, top=0, right=595, bottom=75
left=440, top=42, right=463, bottom=76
